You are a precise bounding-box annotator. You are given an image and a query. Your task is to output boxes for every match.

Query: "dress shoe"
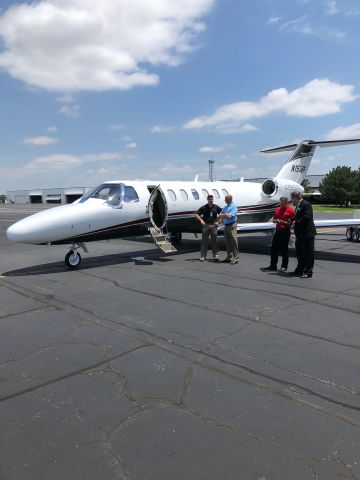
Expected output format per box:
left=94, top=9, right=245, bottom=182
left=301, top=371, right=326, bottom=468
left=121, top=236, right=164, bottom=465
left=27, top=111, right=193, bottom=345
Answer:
left=199, top=257, right=205, bottom=262
left=289, top=270, right=301, bottom=276
left=223, top=258, right=231, bottom=263
left=213, top=256, right=220, bottom=262
left=231, top=258, right=239, bottom=265
left=280, top=267, right=287, bottom=271
left=300, top=273, right=312, bottom=278
left=262, top=266, right=277, bottom=271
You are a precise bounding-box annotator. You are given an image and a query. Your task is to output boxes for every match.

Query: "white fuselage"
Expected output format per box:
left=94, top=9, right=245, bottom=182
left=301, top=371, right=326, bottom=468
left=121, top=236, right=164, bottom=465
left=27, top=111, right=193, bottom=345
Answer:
left=7, top=179, right=296, bottom=245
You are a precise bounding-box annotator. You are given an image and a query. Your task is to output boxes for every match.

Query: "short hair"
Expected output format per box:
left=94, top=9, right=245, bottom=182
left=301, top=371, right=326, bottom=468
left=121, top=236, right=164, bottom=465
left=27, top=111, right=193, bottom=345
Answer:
left=290, top=191, right=302, bottom=200
left=207, top=195, right=214, bottom=200
left=279, top=196, right=288, bottom=202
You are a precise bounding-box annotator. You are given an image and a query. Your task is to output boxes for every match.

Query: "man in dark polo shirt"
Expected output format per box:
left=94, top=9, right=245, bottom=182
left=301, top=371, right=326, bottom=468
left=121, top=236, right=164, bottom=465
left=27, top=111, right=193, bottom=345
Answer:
left=195, top=194, right=222, bottom=262
left=262, top=196, right=295, bottom=272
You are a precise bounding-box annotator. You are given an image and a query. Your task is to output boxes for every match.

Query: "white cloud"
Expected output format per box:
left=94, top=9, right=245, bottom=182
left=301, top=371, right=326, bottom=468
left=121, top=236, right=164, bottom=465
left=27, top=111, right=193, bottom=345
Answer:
left=325, top=123, right=360, bottom=140
left=160, top=163, right=195, bottom=173
left=0, top=0, right=215, bottom=91
left=47, top=126, right=58, bottom=132
left=59, top=104, right=80, bottom=117
left=183, top=79, right=356, bottom=132
left=82, top=152, right=123, bottom=162
left=23, top=136, right=59, bottom=146
left=150, top=125, right=175, bottom=133
left=25, top=154, right=82, bottom=170
left=278, top=15, right=344, bottom=40
left=126, top=142, right=137, bottom=149
left=198, top=143, right=234, bottom=153
left=324, top=0, right=338, bottom=15
left=24, top=151, right=122, bottom=171
left=120, top=135, right=132, bottom=142
left=267, top=16, right=282, bottom=25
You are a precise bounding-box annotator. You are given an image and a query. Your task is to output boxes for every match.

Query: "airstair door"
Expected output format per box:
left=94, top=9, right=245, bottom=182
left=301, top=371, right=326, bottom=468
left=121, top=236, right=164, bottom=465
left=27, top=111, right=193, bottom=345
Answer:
left=148, top=186, right=177, bottom=253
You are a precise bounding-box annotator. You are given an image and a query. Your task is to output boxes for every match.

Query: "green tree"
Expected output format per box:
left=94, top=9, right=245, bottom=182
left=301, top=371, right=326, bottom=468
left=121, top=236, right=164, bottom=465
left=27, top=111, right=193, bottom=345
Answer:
left=319, top=166, right=357, bottom=206
left=0, top=194, right=6, bottom=203
left=301, top=178, right=311, bottom=193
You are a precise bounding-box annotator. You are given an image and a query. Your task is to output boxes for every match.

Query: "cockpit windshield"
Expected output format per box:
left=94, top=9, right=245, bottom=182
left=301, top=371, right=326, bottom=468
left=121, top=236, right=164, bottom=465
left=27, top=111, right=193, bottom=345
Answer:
left=79, top=183, right=139, bottom=207
left=80, top=183, right=122, bottom=206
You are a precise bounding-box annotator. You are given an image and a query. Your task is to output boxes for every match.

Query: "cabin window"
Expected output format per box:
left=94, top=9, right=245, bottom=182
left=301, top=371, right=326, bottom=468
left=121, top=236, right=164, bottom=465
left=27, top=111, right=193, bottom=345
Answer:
left=191, top=189, right=200, bottom=200
left=222, top=188, right=229, bottom=197
left=180, top=189, right=188, bottom=201
left=212, top=189, right=220, bottom=199
left=167, top=189, right=176, bottom=201
left=202, top=189, right=209, bottom=199
left=123, top=186, right=139, bottom=203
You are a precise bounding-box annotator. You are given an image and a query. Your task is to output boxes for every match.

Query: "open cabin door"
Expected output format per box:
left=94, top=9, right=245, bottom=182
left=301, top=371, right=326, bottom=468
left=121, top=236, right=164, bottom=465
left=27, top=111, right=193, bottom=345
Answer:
left=147, top=186, right=177, bottom=253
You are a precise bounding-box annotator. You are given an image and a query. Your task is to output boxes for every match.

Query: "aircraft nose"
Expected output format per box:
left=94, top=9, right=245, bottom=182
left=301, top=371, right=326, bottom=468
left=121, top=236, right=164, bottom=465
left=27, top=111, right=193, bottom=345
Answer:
left=7, top=220, right=29, bottom=242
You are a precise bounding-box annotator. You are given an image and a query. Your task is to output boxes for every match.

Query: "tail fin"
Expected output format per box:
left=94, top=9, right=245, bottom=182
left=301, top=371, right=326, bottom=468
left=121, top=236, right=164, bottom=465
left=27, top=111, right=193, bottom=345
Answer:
left=261, top=138, right=360, bottom=185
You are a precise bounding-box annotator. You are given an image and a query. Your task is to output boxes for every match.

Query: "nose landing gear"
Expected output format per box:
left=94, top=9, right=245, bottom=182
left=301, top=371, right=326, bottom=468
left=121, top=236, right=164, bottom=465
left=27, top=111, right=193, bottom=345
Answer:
left=65, top=243, right=88, bottom=269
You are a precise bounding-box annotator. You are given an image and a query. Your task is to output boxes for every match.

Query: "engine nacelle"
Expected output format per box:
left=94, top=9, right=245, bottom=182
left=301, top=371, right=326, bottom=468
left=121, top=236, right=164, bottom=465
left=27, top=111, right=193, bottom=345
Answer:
left=262, top=178, right=303, bottom=199
left=262, top=178, right=278, bottom=196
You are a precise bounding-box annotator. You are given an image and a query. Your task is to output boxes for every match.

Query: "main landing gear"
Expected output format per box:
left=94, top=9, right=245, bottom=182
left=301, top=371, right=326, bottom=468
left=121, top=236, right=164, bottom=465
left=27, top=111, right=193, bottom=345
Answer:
left=65, top=243, right=88, bottom=269
left=346, top=227, right=360, bottom=242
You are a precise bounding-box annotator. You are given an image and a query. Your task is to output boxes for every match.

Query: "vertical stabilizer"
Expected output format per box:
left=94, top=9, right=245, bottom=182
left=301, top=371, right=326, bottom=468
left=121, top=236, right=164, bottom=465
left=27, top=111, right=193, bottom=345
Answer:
left=274, top=141, right=316, bottom=184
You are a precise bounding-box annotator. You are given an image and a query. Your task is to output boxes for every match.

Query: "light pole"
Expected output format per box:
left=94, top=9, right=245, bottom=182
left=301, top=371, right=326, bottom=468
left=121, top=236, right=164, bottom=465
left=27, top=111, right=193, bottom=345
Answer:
left=208, top=159, right=215, bottom=182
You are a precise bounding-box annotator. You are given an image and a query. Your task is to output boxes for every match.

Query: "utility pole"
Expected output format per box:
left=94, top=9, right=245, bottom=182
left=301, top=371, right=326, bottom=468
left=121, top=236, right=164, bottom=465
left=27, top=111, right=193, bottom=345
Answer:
left=208, top=158, right=215, bottom=182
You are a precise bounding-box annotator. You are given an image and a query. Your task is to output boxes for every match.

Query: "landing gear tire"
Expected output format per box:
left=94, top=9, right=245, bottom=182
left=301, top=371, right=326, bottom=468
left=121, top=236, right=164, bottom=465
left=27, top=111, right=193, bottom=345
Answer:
left=65, top=250, right=82, bottom=269
left=354, top=230, right=360, bottom=242
left=346, top=228, right=354, bottom=241
left=169, top=232, right=182, bottom=245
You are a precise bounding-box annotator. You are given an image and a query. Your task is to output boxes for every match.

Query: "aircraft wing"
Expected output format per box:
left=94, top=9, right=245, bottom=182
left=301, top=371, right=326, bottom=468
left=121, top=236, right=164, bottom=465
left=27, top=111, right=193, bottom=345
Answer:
left=229, top=218, right=360, bottom=233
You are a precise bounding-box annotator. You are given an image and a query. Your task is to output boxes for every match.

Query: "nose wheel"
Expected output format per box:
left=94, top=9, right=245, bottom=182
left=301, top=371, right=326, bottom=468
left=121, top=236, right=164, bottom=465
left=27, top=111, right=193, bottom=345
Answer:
left=65, top=250, right=82, bottom=268
left=65, top=242, right=88, bottom=269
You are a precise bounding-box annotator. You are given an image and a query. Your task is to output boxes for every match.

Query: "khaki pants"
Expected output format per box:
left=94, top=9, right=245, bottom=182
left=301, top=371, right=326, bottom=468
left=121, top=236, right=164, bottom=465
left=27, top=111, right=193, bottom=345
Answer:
left=201, top=224, right=219, bottom=258
left=224, top=223, right=239, bottom=260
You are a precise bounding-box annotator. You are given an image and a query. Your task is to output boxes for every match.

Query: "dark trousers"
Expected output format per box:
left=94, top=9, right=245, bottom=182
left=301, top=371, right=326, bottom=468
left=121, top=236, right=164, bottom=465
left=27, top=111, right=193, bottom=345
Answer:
left=270, top=229, right=291, bottom=269
left=295, top=237, right=315, bottom=275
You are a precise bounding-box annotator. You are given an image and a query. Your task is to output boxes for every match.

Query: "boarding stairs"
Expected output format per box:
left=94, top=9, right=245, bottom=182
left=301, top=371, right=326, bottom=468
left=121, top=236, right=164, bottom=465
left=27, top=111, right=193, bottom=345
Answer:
left=149, top=226, right=177, bottom=253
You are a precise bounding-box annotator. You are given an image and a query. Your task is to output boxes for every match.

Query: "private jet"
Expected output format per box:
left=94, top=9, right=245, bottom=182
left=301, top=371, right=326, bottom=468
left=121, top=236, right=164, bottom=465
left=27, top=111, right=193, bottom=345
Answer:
left=7, top=138, right=360, bottom=268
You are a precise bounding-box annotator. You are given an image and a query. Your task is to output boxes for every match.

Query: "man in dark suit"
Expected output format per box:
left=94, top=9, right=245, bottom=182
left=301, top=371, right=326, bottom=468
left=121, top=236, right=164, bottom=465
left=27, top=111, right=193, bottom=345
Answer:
left=290, top=191, right=317, bottom=278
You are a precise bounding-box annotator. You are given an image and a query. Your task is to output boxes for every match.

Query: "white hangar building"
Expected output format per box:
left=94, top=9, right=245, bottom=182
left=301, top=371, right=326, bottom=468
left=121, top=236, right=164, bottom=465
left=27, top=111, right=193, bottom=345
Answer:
left=6, top=187, right=90, bottom=204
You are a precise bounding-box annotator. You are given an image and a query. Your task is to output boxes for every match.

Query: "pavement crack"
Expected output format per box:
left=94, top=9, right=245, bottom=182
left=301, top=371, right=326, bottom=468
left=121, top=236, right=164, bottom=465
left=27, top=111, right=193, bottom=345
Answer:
left=0, top=344, right=149, bottom=403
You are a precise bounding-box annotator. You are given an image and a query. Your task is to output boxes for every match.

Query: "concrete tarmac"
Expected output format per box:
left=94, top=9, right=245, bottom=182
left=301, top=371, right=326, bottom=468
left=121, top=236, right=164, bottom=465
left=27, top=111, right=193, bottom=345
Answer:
left=0, top=205, right=360, bottom=480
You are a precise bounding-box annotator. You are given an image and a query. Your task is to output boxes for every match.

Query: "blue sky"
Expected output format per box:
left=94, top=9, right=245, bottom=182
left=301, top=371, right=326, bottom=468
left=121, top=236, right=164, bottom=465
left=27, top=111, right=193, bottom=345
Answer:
left=0, top=0, right=360, bottom=193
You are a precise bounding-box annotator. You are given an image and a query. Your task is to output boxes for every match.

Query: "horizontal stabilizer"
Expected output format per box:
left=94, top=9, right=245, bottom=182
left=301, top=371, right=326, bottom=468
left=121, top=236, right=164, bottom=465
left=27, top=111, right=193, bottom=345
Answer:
left=261, top=138, right=360, bottom=154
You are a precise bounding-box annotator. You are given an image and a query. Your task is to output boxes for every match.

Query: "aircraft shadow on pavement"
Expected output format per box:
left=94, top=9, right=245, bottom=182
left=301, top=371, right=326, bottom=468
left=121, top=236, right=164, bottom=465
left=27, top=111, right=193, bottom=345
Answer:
left=3, top=235, right=359, bottom=277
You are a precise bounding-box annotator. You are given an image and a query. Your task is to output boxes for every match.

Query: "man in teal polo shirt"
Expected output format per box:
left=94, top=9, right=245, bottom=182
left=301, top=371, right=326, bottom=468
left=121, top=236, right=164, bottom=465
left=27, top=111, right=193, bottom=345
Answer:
left=218, top=194, right=239, bottom=264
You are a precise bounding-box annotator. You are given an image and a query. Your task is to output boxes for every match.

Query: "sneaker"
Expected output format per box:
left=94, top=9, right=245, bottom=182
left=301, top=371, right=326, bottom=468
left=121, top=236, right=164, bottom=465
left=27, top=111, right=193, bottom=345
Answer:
left=280, top=267, right=287, bottom=272
left=223, top=258, right=231, bottom=263
left=213, top=256, right=220, bottom=262
left=300, top=273, right=312, bottom=278
left=199, top=257, right=205, bottom=262
left=262, top=266, right=277, bottom=271
left=231, top=258, right=239, bottom=265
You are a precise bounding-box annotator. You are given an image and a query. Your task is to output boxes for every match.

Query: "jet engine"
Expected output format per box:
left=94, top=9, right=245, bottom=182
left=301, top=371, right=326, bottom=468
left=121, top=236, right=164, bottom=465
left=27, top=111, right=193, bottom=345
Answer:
left=262, top=178, right=278, bottom=197
left=262, top=178, right=303, bottom=198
